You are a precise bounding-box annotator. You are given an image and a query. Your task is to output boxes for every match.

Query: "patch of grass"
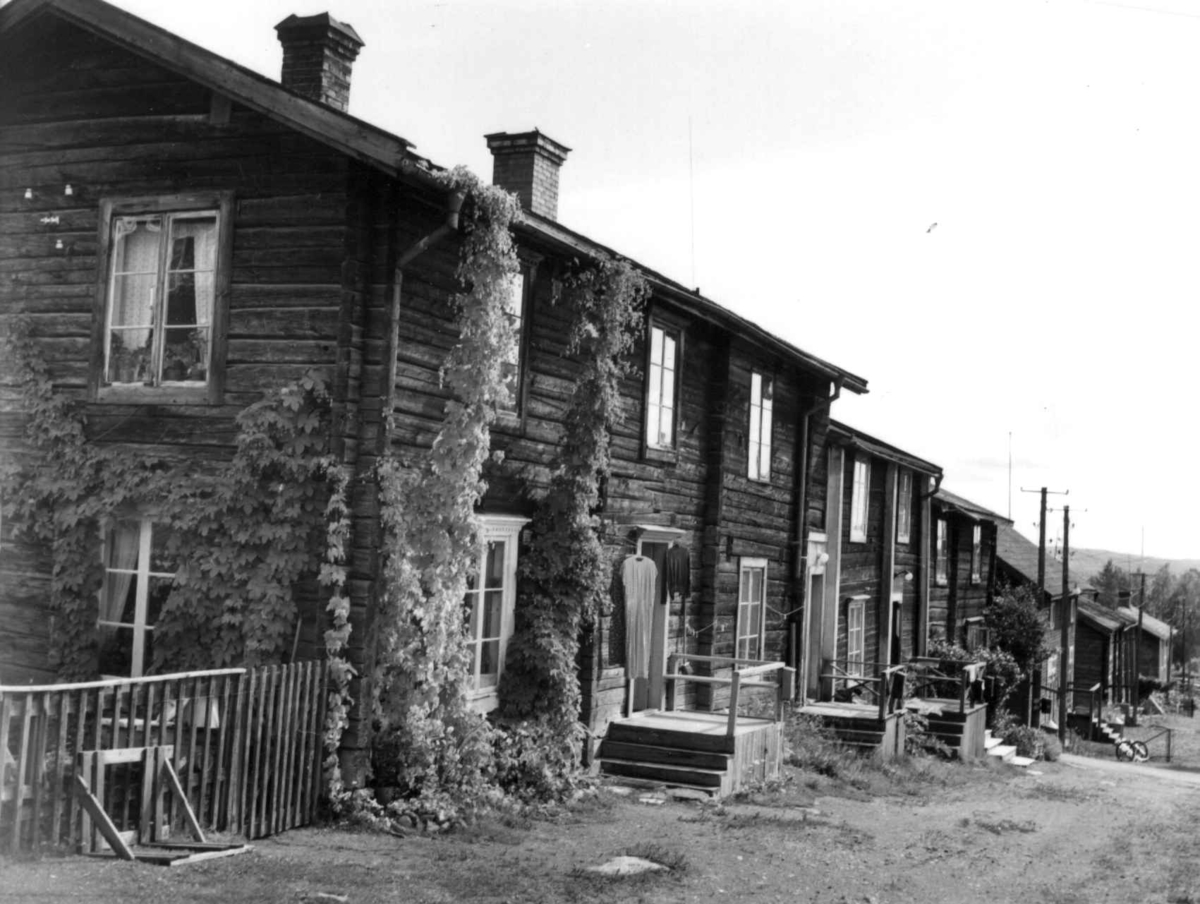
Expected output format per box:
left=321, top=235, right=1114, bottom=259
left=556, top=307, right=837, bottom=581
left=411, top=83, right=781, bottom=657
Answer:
left=1022, top=783, right=1093, bottom=803
left=971, top=817, right=1038, bottom=835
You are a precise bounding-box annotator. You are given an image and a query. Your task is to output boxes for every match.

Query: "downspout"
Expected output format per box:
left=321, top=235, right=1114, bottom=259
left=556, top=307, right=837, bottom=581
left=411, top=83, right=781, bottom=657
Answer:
left=383, top=189, right=467, bottom=422
left=916, top=471, right=942, bottom=658
left=793, top=378, right=841, bottom=698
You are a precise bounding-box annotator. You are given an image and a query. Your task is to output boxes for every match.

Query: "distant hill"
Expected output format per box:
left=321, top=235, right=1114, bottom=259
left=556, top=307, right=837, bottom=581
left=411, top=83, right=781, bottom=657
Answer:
left=1067, top=548, right=1200, bottom=582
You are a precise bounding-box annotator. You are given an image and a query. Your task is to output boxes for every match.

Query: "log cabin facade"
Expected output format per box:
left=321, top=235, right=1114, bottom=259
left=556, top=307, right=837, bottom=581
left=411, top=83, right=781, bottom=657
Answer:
left=802, top=421, right=941, bottom=700
left=0, top=0, right=870, bottom=771
left=929, top=489, right=1002, bottom=651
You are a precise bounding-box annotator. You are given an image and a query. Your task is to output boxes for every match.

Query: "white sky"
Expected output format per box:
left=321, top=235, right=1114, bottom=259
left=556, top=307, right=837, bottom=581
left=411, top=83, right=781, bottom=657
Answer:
left=94, top=0, right=1200, bottom=560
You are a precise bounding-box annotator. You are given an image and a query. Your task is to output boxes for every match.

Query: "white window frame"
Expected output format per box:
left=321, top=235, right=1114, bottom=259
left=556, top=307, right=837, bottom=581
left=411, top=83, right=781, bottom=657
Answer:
left=736, top=557, right=768, bottom=662
left=847, top=597, right=865, bottom=677
left=464, top=515, right=527, bottom=712
left=645, top=323, right=680, bottom=450
left=93, top=192, right=233, bottom=405
left=970, top=524, right=982, bottom=584
left=896, top=469, right=912, bottom=545
left=849, top=456, right=869, bottom=543
left=98, top=518, right=174, bottom=677
left=747, top=371, right=773, bottom=481
left=935, top=518, right=949, bottom=586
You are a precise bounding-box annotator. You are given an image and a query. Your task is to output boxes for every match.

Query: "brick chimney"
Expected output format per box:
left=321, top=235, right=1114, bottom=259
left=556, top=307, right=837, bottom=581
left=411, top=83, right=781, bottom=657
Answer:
left=484, top=130, right=572, bottom=221
left=275, top=13, right=364, bottom=112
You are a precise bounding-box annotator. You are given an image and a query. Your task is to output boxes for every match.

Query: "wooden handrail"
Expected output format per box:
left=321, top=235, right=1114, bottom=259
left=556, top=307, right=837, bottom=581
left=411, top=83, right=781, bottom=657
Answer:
left=666, top=655, right=794, bottom=737
left=0, top=668, right=247, bottom=695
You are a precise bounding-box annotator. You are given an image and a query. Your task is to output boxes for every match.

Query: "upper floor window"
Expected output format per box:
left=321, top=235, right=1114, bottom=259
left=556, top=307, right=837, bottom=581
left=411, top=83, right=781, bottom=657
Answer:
left=849, top=456, right=869, bottom=543
left=970, top=524, right=983, bottom=584
left=736, top=557, right=767, bottom=661
left=99, top=518, right=177, bottom=677
left=499, top=269, right=527, bottom=414
left=94, top=193, right=232, bottom=403
left=896, top=470, right=912, bottom=544
left=645, top=323, right=680, bottom=450
left=463, top=515, right=526, bottom=712
left=748, top=372, right=773, bottom=481
left=935, top=518, right=949, bottom=585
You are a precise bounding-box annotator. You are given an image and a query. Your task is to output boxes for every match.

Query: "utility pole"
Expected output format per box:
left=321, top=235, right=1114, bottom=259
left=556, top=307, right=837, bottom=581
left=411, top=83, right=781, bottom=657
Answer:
left=1059, top=505, right=1071, bottom=746
left=1021, top=486, right=1067, bottom=726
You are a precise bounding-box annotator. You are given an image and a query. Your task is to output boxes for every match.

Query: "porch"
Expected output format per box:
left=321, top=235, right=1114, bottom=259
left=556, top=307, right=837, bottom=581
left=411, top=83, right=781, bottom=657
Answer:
left=596, top=655, right=792, bottom=797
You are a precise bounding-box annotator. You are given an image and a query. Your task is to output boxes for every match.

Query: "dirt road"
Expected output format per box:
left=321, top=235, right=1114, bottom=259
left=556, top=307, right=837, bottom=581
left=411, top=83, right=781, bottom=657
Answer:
left=1, top=757, right=1197, bottom=903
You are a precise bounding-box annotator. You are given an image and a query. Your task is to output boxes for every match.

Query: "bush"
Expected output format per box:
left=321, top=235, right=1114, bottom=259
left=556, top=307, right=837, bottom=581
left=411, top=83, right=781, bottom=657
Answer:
left=1041, top=734, right=1062, bottom=762
left=784, top=714, right=861, bottom=780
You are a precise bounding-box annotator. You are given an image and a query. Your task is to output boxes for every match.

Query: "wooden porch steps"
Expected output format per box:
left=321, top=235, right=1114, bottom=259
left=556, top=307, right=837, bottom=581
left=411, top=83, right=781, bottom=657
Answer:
left=595, top=710, right=782, bottom=798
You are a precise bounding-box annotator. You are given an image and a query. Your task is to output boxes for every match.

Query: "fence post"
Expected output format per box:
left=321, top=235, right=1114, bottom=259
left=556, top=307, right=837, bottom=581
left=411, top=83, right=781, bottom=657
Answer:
left=726, top=672, right=742, bottom=738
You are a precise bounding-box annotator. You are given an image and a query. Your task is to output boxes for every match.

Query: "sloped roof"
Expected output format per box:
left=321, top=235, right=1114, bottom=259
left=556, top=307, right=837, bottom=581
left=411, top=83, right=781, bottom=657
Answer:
left=934, top=488, right=1009, bottom=524
left=828, top=420, right=941, bottom=476
left=994, top=520, right=1078, bottom=599
left=1078, top=598, right=1123, bottom=633
left=0, top=0, right=870, bottom=395
left=1115, top=607, right=1172, bottom=641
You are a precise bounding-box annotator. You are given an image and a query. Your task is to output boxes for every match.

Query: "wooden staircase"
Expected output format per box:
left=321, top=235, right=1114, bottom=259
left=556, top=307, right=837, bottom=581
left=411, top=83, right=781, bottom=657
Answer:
left=596, top=710, right=782, bottom=797
left=795, top=702, right=905, bottom=761
left=919, top=703, right=988, bottom=761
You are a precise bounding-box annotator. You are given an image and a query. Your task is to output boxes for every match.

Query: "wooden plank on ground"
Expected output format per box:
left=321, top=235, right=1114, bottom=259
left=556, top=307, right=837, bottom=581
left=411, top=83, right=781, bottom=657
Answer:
left=73, top=772, right=134, bottom=861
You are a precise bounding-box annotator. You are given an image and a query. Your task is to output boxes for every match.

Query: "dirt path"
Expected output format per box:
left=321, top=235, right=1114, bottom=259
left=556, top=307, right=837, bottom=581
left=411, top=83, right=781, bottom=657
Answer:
left=2, top=758, right=1197, bottom=904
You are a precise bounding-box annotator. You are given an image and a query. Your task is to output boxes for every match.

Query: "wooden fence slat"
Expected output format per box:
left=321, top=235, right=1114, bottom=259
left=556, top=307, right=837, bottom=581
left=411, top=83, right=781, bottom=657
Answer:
left=29, top=694, right=49, bottom=854
left=66, top=689, right=89, bottom=849
left=310, top=661, right=327, bottom=824
left=235, top=669, right=254, bottom=837
left=266, top=666, right=283, bottom=837
left=251, top=667, right=269, bottom=839
left=0, top=692, right=13, bottom=848
left=184, top=677, right=201, bottom=823
left=227, top=670, right=247, bottom=835
left=212, top=674, right=231, bottom=830
left=73, top=772, right=133, bottom=861
left=292, top=662, right=311, bottom=829
left=197, top=674, right=214, bottom=828
left=279, top=664, right=298, bottom=834
left=12, top=693, right=35, bottom=855
left=50, top=691, right=70, bottom=848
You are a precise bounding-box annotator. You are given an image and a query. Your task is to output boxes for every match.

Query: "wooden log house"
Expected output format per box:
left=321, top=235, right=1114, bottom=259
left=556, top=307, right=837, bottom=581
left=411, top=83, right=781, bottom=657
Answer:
left=0, top=0, right=870, bottom=776
left=929, top=489, right=1003, bottom=651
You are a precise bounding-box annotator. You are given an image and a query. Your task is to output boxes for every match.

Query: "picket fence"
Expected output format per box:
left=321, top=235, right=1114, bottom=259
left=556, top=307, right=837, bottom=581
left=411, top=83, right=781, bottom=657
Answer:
left=0, top=660, right=328, bottom=855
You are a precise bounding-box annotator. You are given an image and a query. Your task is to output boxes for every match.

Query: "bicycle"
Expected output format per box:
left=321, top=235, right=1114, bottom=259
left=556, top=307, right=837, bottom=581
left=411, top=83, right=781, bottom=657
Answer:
left=1114, top=737, right=1150, bottom=763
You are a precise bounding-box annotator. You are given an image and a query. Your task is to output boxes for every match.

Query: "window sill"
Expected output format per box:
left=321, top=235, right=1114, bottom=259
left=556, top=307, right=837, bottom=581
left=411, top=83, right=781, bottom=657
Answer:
left=643, top=445, right=678, bottom=466
left=468, top=691, right=499, bottom=715
left=97, top=384, right=213, bottom=405
left=748, top=475, right=773, bottom=485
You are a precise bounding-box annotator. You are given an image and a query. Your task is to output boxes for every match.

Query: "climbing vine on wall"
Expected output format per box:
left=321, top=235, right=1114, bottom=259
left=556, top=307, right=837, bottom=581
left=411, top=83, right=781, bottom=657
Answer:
left=0, top=319, right=349, bottom=690
left=498, top=254, right=648, bottom=775
left=368, top=168, right=522, bottom=817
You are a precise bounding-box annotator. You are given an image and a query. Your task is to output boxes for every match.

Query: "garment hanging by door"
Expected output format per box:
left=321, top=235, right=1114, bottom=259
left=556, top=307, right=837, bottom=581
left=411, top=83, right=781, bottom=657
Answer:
left=621, top=555, right=658, bottom=680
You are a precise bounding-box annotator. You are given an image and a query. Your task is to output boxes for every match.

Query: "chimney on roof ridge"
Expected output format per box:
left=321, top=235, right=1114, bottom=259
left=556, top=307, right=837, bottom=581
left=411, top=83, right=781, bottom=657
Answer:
left=484, top=130, right=572, bottom=221
left=275, top=13, right=364, bottom=113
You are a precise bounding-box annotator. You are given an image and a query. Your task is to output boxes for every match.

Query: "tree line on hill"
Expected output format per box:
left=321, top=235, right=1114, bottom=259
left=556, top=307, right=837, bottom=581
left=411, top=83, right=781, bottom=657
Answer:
left=1088, top=559, right=1199, bottom=669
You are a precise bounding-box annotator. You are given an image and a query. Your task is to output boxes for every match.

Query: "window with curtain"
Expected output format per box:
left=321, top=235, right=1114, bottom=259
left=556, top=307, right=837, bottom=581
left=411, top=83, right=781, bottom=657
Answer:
left=896, top=470, right=912, bottom=544
left=645, top=323, right=680, bottom=449
left=935, top=519, right=949, bottom=585
left=971, top=524, right=983, bottom=584
left=748, top=371, right=773, bottom=481
left=847, top=598, right=865, bottom=677
left=98, top=519, right=177, bottom=677
left=850, top=456, right=870, bottom=543
left=462, top=515, right=526, bottom=712
left=736, top=558, right=767, bottom=661
left=97, top=193, right=231, bottom=402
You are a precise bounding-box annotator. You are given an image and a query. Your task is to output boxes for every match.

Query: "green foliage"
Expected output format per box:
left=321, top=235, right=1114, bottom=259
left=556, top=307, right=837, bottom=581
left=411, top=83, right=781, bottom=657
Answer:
left=490, top=718, right=586, bottom=802
left=1, top=317, right=351, bottom=791
left=992, top=711, right=1059, bottom=760
left=985, top=582, right=1052, bottom=673
left=498, top=254, right=648, bottom=760
left=369, top=169, right=521, bottom=819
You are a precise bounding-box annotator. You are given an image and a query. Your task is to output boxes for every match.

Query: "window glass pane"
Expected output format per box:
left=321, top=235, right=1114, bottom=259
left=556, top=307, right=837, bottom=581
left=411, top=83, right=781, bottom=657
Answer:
left=750, top=568, right=763, bottom=602
left=107, top=330, right=152, bottom=384
left=750, top=372, right=761, bottom=405
left=478, top=640, right=500, bottom=688
left=658, top=402, right=674, bottom=447
left=663, top=335, right=676, bottom=372
left=660, top=365, right=675, bottom=412
left=650, top=327, right=664, bottom=366
left=482, top=589, right=503, bottom=641
left=98, top=625, right=134, bottom=676
left=484, top=541, right=505, bottom=588
left=760, top=406, right=772, bottom=470
left=749, top=404, right=761, bottom=453
left=149, top=524, right=179, bottom=575
left=147, top=576, right=172, bottom=626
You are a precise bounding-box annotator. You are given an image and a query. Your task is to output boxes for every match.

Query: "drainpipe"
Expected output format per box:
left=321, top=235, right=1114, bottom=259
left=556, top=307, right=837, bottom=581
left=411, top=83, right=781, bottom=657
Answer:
left=384, top=189, right=466, bottom=420
left=792, top=378, right=841, bottom=697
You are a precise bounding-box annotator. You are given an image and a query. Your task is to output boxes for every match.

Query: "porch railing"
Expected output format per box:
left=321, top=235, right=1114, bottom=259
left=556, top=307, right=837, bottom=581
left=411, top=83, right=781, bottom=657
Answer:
left=664, top=654, right=795, bottom=737
left=0, top=661, right=326, bottom=855
left=818, top=660, right=906, bottom=721
left=906, top=658, right=986, bottom=715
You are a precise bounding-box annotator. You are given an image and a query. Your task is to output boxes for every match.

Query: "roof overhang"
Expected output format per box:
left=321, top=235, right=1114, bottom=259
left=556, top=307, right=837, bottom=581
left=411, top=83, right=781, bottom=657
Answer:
left=827, top=421, right=940, bottom=475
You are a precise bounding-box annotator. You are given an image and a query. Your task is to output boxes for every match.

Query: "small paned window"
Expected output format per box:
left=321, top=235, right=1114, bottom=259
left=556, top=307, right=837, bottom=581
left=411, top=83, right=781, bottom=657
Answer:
left=935, top=518, right=949, bottom=585
left=499, top=270, right=527, bottom=413
left=847, top=599, right=865, bottom=677
left=736, top=558, right=768, bottom=661
left=99, top=519, right=177, bottom=677
left=748, top=372, right=774, bottom=481
left=971, top=524, right=983, bottom=584
left=849, top=456, right=869, bottom=543
left=95, top=193, right=232, bottom=403
left=645, top=323, right=680, bottom=449
left=896, top=470, right=912, bottom=544
left=462, top=516, right=526, bottom=712
left=965, top=618, right=988, bottom=652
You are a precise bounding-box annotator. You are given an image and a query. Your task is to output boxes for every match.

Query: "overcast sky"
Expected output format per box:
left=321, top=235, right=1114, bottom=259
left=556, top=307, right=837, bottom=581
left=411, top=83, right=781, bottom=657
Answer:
left=97, top=0, right=1200, bottom=562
